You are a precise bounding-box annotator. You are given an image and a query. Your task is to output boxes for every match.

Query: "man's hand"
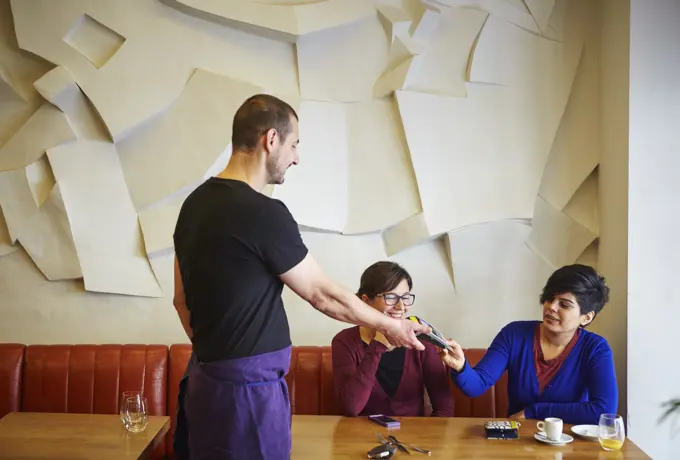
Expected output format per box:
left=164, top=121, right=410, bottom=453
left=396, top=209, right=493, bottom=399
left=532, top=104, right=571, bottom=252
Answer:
left=510, top=410, right=526, bottom=420
left=382, top=318, right=430, bottom=351
left=439, top=338, right=466, bottom=372
left=373, top=331, right=394, bottom=351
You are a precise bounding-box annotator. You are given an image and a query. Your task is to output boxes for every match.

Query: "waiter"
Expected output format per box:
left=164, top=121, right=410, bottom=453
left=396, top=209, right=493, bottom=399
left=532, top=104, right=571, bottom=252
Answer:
left=172, top=94, right=429, bottom=460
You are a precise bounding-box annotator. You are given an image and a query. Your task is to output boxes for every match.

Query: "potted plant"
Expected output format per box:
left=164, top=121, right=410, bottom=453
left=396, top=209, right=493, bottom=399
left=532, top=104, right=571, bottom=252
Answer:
left=659, top=398, right=680, bottom=425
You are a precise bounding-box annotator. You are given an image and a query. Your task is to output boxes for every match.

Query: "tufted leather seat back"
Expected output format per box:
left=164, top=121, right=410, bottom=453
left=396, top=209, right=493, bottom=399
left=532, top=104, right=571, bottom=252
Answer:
left=449, top=348, right=509, bottom=418
left=0, top=343, right=24, bottom=419
left=286, top=346, right=340, bottom=416
left=21, top=344, right=168, bottom=458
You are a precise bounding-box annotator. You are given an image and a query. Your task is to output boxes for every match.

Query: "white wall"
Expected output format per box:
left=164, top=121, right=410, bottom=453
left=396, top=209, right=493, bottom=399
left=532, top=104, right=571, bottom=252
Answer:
left=627, top=0, right=680, bottom=458
left=597, top=0, right=629, bottom=430
left=0, top=0, right=600, bottom=350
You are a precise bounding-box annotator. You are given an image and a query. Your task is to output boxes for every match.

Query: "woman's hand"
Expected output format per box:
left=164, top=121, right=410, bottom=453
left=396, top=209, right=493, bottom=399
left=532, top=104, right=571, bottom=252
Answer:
left=439, top=339, right=466, bottom=372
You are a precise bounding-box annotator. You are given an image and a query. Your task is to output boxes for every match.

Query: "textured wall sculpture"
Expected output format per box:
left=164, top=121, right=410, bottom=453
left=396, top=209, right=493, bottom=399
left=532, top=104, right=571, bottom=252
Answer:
left=0, top=0, right=601, bottom=346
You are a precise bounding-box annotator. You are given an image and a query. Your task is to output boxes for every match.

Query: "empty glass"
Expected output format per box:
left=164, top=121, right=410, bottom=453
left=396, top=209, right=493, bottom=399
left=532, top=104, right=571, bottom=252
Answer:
left=122, top=394, right=149, bottom=433
left=120, top=391, right=142, bottom=424
left=598, top=413, right=625, bottom=451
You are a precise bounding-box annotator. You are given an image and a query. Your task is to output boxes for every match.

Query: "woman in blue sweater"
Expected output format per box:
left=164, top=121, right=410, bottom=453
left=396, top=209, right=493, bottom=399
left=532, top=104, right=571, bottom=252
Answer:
left=440, top=264, right=618, bottom=425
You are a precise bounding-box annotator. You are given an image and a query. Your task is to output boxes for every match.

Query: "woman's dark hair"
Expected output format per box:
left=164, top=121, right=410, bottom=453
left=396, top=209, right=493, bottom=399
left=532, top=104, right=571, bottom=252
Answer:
left=540, top=264, right=610, bottom=324
left=357, top=261, right=412, bottom=299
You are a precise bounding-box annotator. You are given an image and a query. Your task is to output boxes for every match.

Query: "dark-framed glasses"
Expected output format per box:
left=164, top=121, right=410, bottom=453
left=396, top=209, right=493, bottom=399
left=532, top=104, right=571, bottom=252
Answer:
left=379, top=293, right=415, bottom=306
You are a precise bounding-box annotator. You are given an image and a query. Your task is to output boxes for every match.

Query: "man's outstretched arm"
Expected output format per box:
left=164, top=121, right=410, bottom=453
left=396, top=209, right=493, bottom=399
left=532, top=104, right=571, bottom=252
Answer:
left=173, top=255, right=193, bottom=340
left=279, top=253, right=429, bottom=350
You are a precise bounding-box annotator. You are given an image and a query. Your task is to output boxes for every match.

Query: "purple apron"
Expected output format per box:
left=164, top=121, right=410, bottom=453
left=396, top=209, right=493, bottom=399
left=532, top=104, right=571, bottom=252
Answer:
left=173, top=346, right=292, bottom=460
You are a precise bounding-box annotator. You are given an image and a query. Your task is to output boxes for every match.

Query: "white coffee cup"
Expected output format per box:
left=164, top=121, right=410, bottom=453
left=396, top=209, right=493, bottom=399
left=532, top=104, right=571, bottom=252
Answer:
left=537, top=417, right=563, bottom=442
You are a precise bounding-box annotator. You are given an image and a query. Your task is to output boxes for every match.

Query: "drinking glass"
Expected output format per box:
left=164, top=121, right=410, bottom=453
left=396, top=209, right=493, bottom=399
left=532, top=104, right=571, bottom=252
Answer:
left=122, top=394, right=149, bottom=433
left=120, top=390, right=142, bottom=424
left=598, top=413, right=625, bottom=451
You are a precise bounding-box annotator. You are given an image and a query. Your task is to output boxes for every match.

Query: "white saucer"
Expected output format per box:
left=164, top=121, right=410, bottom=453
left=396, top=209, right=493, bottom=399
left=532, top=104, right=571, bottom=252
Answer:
left=571, top=424, right=599, bottom=441
left=534, top=431, right=574, bottom=445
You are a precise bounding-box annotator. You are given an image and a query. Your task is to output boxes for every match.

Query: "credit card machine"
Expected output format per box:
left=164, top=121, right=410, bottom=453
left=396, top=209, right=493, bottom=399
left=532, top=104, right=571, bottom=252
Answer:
left=407, top=316, right=454, bottom=352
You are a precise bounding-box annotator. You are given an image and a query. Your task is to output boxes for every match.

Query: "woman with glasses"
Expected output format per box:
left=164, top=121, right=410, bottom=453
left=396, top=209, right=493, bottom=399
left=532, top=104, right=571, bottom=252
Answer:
left=331, top=261, right=454, bottom=417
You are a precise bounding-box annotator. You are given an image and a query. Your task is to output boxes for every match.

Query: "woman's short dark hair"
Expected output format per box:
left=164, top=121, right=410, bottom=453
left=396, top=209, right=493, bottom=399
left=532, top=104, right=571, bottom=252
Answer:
left=540, top=264, right=610, bottom=322
left=357, top=261, right=413, bottom=299
left=231, top=94, right=298, bottom=152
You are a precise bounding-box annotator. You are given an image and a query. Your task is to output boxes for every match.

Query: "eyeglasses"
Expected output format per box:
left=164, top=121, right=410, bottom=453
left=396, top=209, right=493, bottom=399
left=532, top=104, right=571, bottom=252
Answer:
left=378, top=293, right=415, bottom=306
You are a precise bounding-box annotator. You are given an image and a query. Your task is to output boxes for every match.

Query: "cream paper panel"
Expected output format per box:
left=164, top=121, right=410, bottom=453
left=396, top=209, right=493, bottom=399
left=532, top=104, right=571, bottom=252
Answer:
left=401, top=6, right=486, bottom=97
left=0, top=104, right=76, bottom=172
left=0, top=206, right=17, bottom=256
left=117, top=69, right=263, bottom=211
left=0, top=0, right=51, bottom=110
left=47, top=140, right=162, bottom=297
left=468, top=16, right=582, bottom=147
left=162, top=0, right=375, bottom=43
left=273, top=97, right=421, bottom=234
left=376, top=3, right=412, bottom=42
left=34, top=66, right=110, bottom=141
left=344, top=97, right=421, bottom=235
left=575, top=240, right=599, bottom=269
left=136, top=143, right=234, bottom=258
left=382, top=213, right=435, bottom=257
left=523, top=0, right=555, bottom=35
left=395, top=84, right=552, bottom=237
left=538, top=42, right=600, bottom=210
left=139, top=195, right=185, bottom=259
left=272, top=100, right=348, bottom=232
left=527, top=195, right=597, bottom=269
left=563, top=168, right=599, bottom=236
left=435, top=0, right=540, bottom=35
left=18, top=183, right=81, bottom=281
left=296, top=16, right=389, bottom=102
left=0, top=165, right=38, bottom=243
left=24, top=155, right=55, bottom=208
left=11, top=0, right=298, bottom=141
left=445, top=220, right=554, bottom=347
left=0, top=248, right=187, bottom=344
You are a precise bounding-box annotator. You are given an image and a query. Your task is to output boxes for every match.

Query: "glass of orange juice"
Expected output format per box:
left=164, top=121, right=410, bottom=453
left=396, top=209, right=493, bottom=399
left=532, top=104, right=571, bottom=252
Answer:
left=598, top=413, right=625, bottom=451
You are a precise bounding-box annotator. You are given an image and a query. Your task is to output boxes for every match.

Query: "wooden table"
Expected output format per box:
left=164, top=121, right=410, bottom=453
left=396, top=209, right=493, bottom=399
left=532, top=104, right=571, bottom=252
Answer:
left=0, top=412, right=170, bottom=459
left=291, top=415, right=651, bottom=459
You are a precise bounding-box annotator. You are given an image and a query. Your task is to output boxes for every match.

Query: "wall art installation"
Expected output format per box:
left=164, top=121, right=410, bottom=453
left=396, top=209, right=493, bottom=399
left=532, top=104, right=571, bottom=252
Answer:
left=0, top=0, right=602, bottom=346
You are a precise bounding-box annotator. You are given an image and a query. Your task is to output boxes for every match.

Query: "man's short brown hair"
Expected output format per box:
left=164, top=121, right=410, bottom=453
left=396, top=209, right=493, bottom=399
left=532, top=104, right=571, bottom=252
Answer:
left=231, top=94, right=298, bottom=152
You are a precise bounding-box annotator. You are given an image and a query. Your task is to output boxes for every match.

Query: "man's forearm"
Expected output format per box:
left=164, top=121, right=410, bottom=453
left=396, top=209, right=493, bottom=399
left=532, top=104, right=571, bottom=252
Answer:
left=310, top=279, right=394, bottom=332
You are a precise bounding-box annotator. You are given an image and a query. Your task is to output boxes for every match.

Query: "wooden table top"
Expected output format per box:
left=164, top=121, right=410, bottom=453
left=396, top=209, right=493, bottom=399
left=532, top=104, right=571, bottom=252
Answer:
left=0, top=412, right=170, bottom=460
left=291, top=415, right=651, bottom=459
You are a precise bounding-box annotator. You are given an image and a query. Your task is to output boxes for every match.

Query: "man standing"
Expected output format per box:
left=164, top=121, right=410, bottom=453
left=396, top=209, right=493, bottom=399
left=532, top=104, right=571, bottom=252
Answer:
left=172, top=94, right=430, bottom=460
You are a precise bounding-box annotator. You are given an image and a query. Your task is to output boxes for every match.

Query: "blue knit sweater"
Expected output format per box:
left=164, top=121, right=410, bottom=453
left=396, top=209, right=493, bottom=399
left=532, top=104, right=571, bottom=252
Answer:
left=450, top=320, right=618, bottom=425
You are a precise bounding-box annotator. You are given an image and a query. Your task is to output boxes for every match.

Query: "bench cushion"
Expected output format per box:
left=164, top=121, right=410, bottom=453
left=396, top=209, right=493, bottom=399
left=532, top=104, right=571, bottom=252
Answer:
left=0, top=343, right=24, bottom=418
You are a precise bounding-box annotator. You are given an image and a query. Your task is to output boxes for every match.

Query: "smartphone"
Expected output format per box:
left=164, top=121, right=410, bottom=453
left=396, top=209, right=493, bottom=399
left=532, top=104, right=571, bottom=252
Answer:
left=368, top=414, right=401, bottom=428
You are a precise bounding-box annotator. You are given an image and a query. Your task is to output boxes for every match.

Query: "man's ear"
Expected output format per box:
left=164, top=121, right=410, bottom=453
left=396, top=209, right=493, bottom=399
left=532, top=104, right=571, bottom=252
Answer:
left=264, top=128, right=277, bottom=153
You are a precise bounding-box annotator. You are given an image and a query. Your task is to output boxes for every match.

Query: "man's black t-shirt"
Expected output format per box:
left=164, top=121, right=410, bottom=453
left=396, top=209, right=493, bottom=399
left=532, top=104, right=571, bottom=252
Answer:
left=173, top=177, right=308, bottom=362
